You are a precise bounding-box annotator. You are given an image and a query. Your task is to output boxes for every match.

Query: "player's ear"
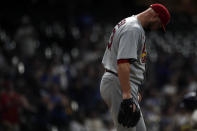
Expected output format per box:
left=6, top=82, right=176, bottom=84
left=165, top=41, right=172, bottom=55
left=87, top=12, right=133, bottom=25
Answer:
left=153, top=12, right=159, bottom=18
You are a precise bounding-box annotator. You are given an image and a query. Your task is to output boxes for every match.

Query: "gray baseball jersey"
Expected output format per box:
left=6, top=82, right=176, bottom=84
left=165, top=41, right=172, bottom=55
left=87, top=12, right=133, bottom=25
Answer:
left=102, top=15, right=147, bottom=85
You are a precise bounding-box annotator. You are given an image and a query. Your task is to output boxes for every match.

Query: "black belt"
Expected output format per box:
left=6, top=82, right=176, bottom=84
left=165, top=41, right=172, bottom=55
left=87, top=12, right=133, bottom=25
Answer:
left=105, top=69, right=118, bottom=77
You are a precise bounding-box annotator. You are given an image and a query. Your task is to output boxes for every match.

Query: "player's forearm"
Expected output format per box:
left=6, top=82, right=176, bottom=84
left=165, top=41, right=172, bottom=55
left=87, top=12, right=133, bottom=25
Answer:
left=117, top=63, right=132, bottom=99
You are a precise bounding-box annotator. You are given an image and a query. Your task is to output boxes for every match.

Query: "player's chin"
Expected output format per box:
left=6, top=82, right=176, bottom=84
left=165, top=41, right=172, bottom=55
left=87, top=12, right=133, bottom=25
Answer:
left=145, top=27, right=157, bottom=32
left=148, top=23, right=161, bottom=31
left=146, top=25, right=158, bottom=32
left=150, top=25, right=160, bottom=31
left=149, top=26, right=163, bottom=32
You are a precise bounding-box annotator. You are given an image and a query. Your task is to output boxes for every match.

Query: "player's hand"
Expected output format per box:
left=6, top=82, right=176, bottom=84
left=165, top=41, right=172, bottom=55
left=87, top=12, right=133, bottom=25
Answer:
left=122, top=92, right=132, bottom=99
left=122, top=93, right=136, bottom=112
left=118, top=98, right=141, bottom=128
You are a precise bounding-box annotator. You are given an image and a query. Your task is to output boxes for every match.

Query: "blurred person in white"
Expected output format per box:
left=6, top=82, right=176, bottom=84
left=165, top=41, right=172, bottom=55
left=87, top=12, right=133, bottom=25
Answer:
left=70, top=110, right=116, bottom=131
left=142, top=88, right=161, bottom=131
left=70, top=111, right=88, bottom=131
left=14, top=15, right=37, bottom=58
left=175, top=91, right=197, bottom=131
left=187, top=75, right=197, bottom=93
left=70, top=111, right=111, bottom=131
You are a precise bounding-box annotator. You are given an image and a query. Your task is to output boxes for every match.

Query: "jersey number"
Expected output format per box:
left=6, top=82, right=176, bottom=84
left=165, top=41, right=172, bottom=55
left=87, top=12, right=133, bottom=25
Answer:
left=107, top=19, right=126, bottom=50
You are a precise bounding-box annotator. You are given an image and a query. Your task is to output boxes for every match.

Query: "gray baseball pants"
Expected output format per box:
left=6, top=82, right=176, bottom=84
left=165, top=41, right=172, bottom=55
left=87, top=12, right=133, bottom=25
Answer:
left=100, top=72, right=146, bottom=131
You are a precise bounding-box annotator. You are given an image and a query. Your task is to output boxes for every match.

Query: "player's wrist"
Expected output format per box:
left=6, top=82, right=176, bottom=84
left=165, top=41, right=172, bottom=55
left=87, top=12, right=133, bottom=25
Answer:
left=122, top=92, right=132, bottom=99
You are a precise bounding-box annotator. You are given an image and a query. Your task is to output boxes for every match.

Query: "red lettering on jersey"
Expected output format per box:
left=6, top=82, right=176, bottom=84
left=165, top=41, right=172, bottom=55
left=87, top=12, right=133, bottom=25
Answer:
left=107, top=28, right=116, bottom=50
left=118, top=19, right=126, bottom=29
left=107, top=19, right=126, bottom=50
left=142, top=42, right=146, bottom=52
left=141, top=42, right=147, bottom=63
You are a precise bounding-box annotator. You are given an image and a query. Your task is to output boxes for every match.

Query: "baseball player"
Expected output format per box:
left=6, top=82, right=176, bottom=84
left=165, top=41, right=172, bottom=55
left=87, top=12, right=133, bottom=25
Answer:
left=100, top=4, right=170, bottom=131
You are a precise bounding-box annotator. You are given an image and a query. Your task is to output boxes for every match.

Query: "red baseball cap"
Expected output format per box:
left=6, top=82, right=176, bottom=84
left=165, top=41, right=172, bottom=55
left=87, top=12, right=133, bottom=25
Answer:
left=150, top=4, right=170, bottom=32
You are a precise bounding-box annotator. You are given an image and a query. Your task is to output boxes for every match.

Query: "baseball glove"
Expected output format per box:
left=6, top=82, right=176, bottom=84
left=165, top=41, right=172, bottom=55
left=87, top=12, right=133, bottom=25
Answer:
left=118, top=98, right=141, bottom=128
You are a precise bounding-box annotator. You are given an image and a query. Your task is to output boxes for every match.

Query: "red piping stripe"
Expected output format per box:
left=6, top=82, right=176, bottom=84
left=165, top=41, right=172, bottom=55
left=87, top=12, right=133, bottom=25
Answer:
left=117, top=59, right=130, bottom=64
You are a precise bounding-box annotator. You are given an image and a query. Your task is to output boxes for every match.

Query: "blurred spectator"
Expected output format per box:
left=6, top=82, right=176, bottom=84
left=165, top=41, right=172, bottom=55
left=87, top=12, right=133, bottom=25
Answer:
left=15, top=15, right=37, bottom=58
left=69, top=111, right=88, bottom=131
left=49, top=84, right=68, bottom=129
left=0, top=80, right=31, bottom=131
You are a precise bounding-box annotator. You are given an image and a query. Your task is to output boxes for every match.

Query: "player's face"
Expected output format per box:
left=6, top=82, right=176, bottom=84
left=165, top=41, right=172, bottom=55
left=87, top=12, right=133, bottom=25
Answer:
left=149, top=16, right=162, bottom=30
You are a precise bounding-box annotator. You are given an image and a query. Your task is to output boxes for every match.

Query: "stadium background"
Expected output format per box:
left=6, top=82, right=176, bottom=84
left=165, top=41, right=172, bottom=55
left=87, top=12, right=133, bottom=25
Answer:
left=0, top=0, right=197, bottom=131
